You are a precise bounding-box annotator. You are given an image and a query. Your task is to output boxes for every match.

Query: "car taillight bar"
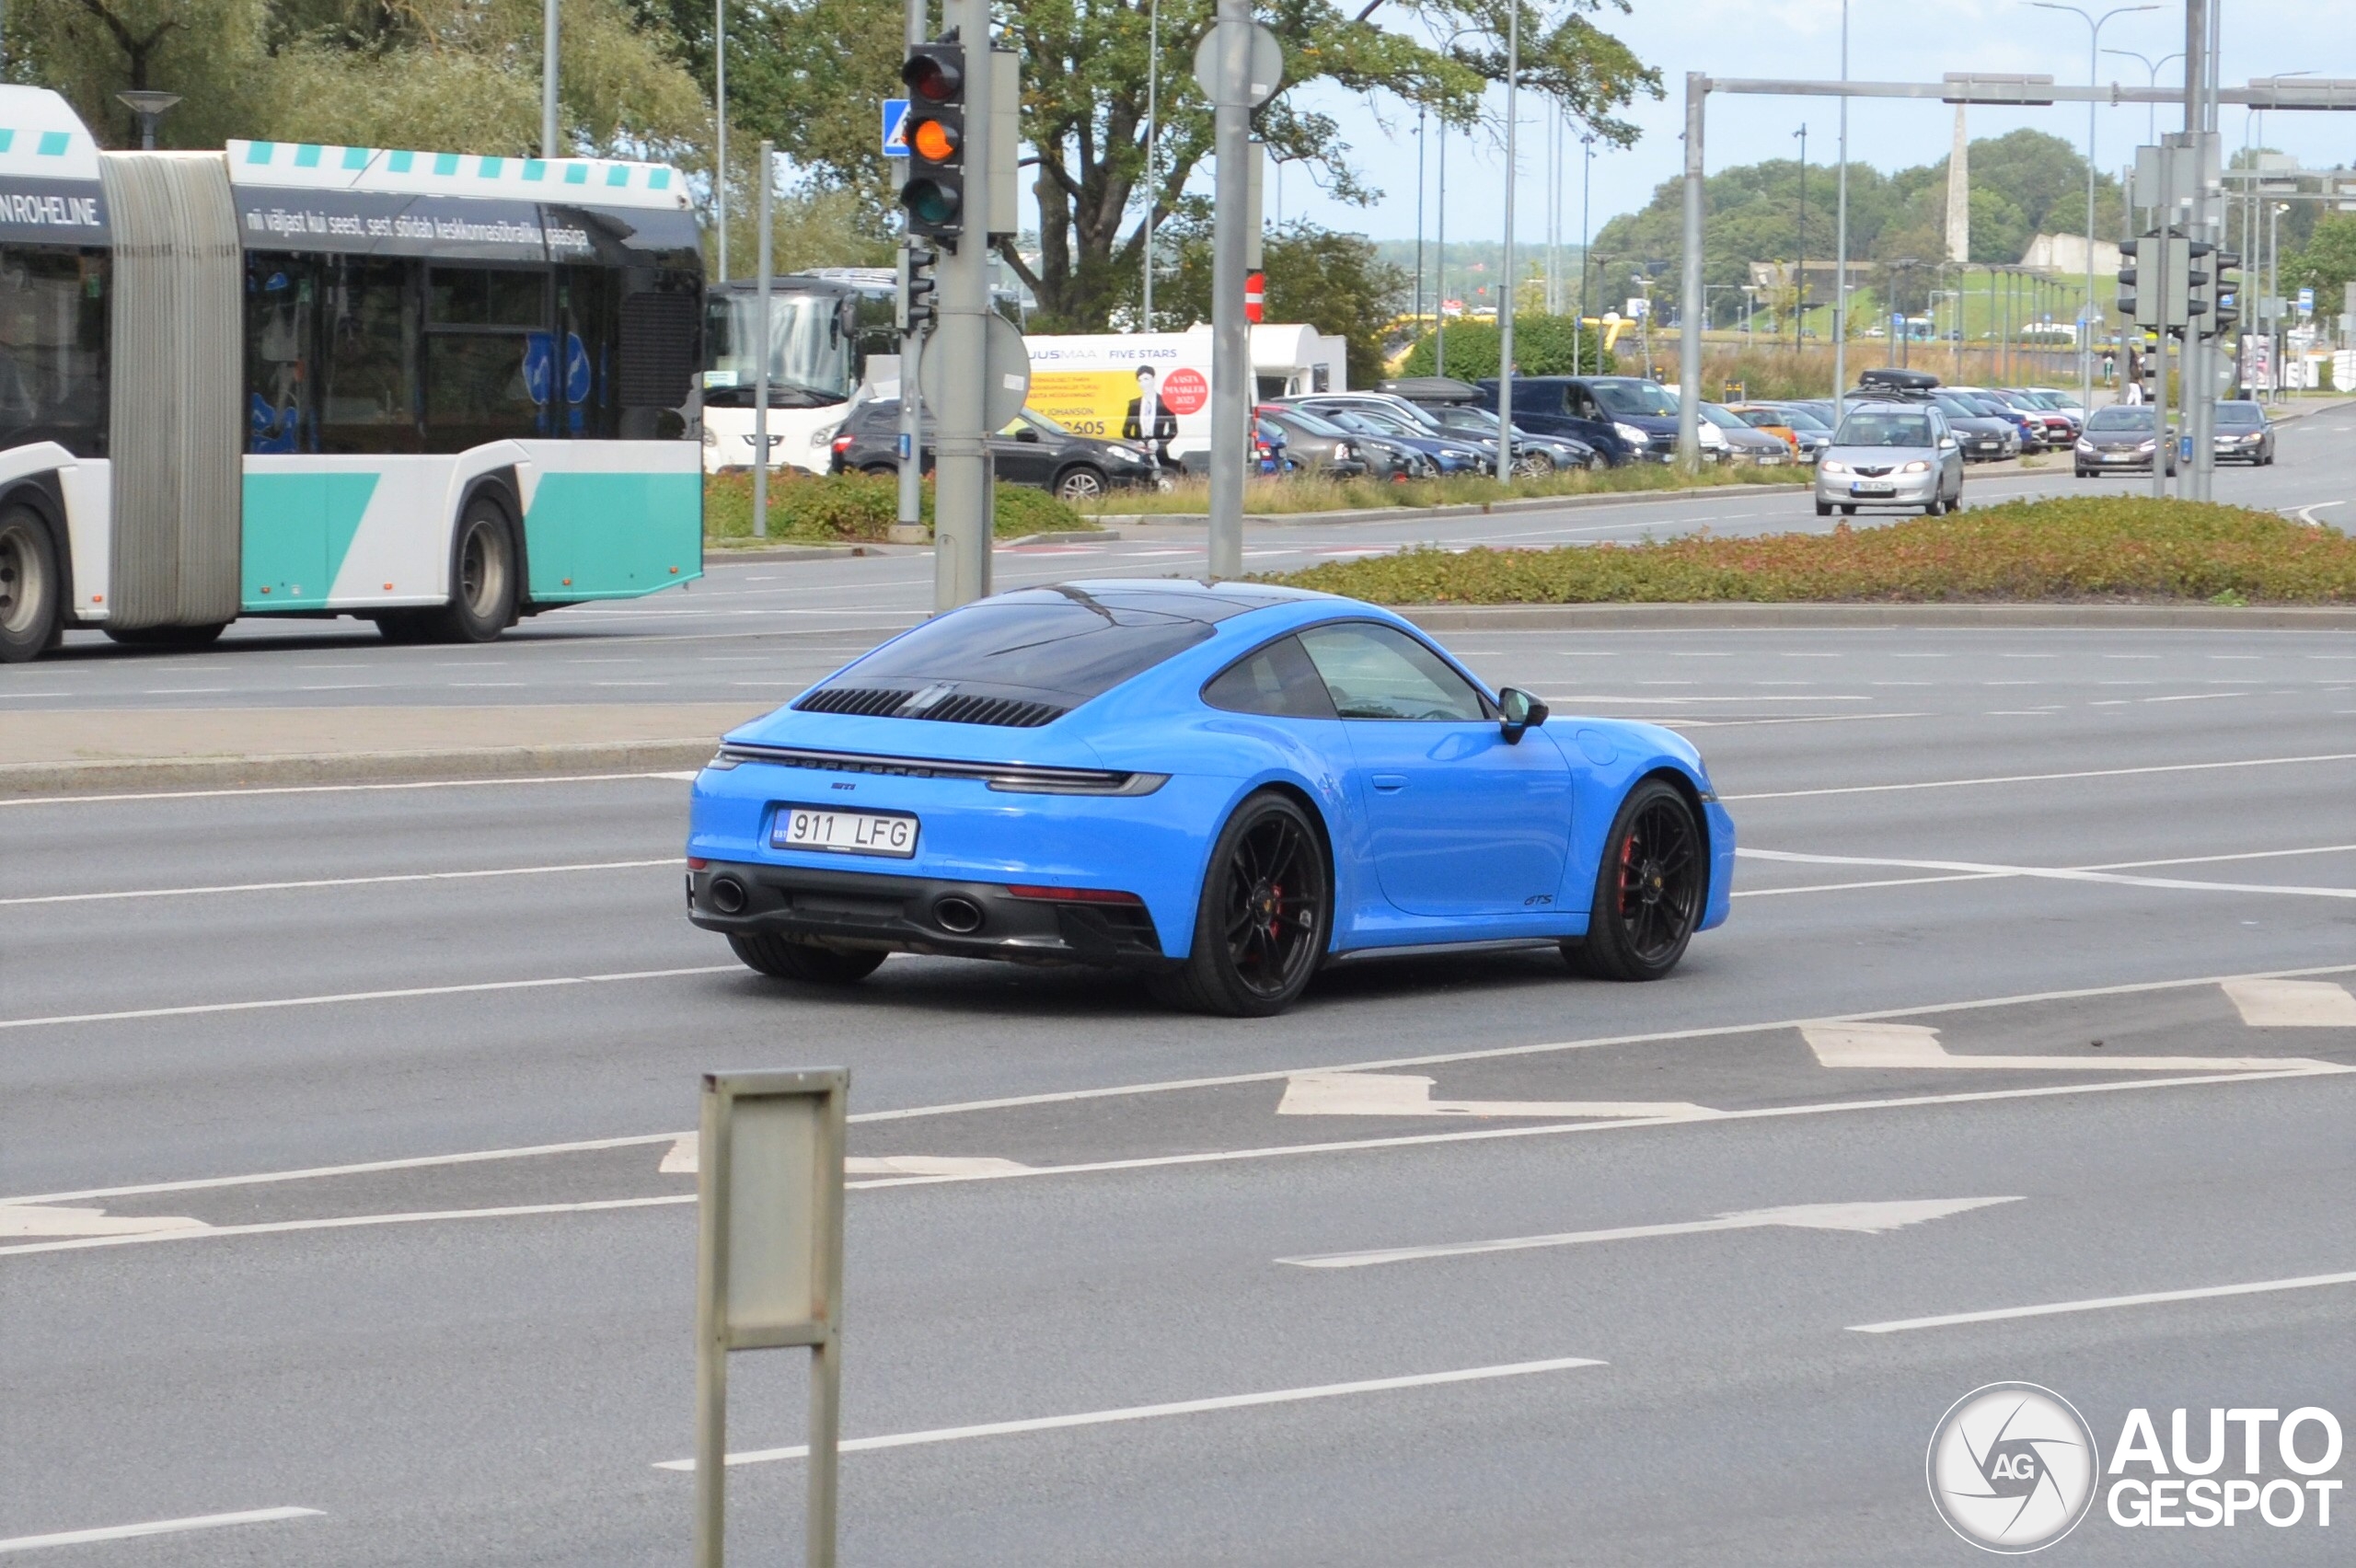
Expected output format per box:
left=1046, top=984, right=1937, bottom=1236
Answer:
left=1006, top=885, right=1146, bottom=905
left=713, top=743, right=1167, bottom=796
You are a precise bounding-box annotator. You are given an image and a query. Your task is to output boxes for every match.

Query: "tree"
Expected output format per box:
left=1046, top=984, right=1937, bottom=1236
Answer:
left=1146, top=217, right=1408, bottom=386
left=2288, top=213, right=2356, bottom=321
left=1394, top=313, right=1611, bottom=377
left=722, top=0, right=1659, bottom=330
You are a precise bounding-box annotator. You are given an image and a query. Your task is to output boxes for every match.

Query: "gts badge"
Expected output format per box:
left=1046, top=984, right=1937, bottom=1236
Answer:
left=1523, top=894, right=1553, bottom=906
left=831, top=781, right=856, bottom=790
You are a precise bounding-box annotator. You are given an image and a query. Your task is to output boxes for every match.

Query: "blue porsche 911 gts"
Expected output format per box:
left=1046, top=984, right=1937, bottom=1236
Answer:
left=686, top=580, right=1734, bottom=1015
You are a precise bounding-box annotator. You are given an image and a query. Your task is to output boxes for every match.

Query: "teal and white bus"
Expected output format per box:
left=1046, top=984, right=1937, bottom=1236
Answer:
left=0, top=86, right=703, bottom=663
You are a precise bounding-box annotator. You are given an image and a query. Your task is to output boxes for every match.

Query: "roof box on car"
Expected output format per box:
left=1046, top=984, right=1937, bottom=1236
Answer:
left=1377, top=375, right=1485, bottom=404
left=1856, top=367, right=1941, bottom=392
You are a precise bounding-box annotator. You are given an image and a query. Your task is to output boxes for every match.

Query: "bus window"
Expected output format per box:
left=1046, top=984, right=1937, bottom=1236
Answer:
left=246, top=257, right=313, bottom=454
left=424, top=264, right=554, bottom=451
left=0, top=246, right=109, bottom=458
left=558, top=266, right=620, bottom=440
left=320, top=258, right=420, bottom=454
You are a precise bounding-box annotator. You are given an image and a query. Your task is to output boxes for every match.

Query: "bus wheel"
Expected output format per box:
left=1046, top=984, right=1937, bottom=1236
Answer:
left=0, top=505, right=62, bottom=663
left=421, top=500, right=517, bottom=643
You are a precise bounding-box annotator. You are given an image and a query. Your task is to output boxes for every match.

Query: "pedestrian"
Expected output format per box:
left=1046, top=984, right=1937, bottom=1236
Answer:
left=2102, top=349, right=2116, bottom=384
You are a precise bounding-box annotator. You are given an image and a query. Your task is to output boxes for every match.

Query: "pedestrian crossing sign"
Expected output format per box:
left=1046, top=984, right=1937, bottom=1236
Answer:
left=883, top=98, right=910, bottom=158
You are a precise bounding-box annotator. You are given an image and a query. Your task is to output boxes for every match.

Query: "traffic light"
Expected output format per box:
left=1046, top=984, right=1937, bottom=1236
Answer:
left=899, top=42, right=965, bottom=245
left=2185, top=239, right=2214, bottom=327
left=2116, top=238, right=2144, bottom=328
left=2212, top=249, right=2242, bottom=333
left=897, top=243, right=938, bottom=332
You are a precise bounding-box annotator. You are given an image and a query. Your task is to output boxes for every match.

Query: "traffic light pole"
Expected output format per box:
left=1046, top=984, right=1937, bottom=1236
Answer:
left=2181, top=0, right=2210, bottom=501
left=1207, top=0, right=1251, bottom=582
left=932, top=0, right=994, bottom=611
left=899, top=0, right=928, bottom=538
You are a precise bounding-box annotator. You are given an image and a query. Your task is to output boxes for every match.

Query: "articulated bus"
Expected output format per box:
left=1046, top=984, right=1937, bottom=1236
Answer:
left=0, top=86, right=703, bottom=663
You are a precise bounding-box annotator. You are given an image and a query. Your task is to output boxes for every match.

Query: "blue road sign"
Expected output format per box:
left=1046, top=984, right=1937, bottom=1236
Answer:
left=883, top=98, right=910, bottom=158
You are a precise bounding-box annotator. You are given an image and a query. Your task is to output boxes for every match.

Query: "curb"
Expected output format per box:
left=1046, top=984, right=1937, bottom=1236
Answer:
left=0, top=739, right=721, bottom=798
left=708, top=527, right=1118, bottom=562
left=1397, top=602, right=2356, bottom=632
left=1085, top=480, right=1813, bottom=529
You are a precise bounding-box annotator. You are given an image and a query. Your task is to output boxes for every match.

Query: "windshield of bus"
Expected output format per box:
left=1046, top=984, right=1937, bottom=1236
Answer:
left=704, top=289, right=852, bottom=407
left=1588, top=379, right=1680, bottom=418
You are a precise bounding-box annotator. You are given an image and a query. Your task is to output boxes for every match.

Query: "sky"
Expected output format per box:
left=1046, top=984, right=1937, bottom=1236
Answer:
left=1240, top=0, right=2356, bottom=245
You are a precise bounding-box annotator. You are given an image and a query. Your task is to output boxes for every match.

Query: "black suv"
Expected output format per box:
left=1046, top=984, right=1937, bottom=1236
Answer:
left=829, top=398, right=1161, bottom=503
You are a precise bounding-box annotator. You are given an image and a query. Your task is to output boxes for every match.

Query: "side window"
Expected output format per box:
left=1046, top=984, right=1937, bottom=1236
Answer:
left=558, top=265, right=620, bottom=440
left=423, top=264, right=551, bottom=452
left=1296, top=622, right=1490, bottom=721
left=0, top=244, right=110, bottom=458
left=246, top=255, right=313, bottom=454
left=320, top=258, right=421, bottom=455
left=1202, top=634, right=1339, bottom=720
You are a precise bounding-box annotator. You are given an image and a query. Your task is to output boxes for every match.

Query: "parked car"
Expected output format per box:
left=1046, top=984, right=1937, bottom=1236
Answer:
left=1927, top=394, right=2021, bottom=462
left=831, top=399, right=1161, bottom=502
left=1994, top=388, right=2077, bottom=444
left=1814, top=401, right=1965, bottom=515
left=1748, top=402, right=1837, bottom=462
left=1287, top=398, right=1491, bottom=475
left=686, top=580, right=1736, bottom=1015
left=2211, top=398, right=2276, bottom=465
left=1472, top=375, right=1686, bottom=465
left=2015, top=387, right=2085, bottom=440
left=1725, top=403, right=1811, bottom=459
left=1417, top=403, right=1600, bottom=471
left=2073, top=403, right=2177, bottom=477
left=1253, top=405, right=1375, bottom=478
left=1946, top=387, right=2048, bottom=452
left=1697, top=403, right=1794, bottom=465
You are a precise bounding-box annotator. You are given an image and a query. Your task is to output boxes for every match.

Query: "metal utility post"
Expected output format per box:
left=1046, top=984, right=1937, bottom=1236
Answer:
left=754, top=141, right=773, bottom=540
left=1792, top=123, right=1807, bottom=349
left=2182, top=0, right=2212, bottom=499
left=1577, top=133, right=1594, bottom=371
left=1143, top=0, right=1161, bottom=325
left=542, top=0, right=561, bottom=159
left=1677, top=72, right=1704, bottom=469
left=1435, top=118, right=1448, bottom=375
left=2150, top=140, right=2172, bottom=499
left=713, top=0, right=729, bottom=282
left=1207, top=0, right=1252, bottom=581
left=2038, top=4, right=2158, bottom=418
left=1832, top=1, right=1848, bottom=420
left=1496, top=3, right=1519, bottom=481
left=933, top=0, right=996, bottom=610
left=1414, top=106, right=1426, bottom=329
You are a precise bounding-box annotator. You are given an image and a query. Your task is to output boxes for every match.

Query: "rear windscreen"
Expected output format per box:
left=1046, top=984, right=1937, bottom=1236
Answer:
left=823, top=588, right=1256, bottom=702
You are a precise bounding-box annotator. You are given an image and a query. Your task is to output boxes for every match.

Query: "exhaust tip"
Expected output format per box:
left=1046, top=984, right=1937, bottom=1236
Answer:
left=708, top=875, right=749, bottom=916
left=933, top=894, right=984, bottom=934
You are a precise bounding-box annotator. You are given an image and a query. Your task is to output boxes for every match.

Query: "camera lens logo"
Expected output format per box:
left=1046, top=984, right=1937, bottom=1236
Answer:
left=1927, top=1383, right=2099, bottom=1553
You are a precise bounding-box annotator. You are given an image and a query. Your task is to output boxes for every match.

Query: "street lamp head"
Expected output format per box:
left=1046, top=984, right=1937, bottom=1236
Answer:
left=116, top=90, right=182, bottom=117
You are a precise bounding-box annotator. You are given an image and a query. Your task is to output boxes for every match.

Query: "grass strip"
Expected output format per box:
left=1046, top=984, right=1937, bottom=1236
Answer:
left=704, top=471, right=1093, bottom=548
left=1081, top=462, right=1798, bottom=517
left=1261, top=497, right=2356, bottom=605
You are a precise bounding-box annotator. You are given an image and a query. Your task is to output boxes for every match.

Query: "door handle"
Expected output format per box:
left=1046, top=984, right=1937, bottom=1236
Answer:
left=1371, top=773, right=1407, bottom=793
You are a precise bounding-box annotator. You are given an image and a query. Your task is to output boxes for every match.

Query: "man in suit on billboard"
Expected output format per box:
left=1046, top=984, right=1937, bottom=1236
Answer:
left=1122, top=365, right=1179, bottom=474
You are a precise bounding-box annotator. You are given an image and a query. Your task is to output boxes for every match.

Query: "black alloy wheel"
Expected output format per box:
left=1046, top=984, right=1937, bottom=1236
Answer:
left=0, top=505, right=61, bottom=663
left=728, top=932, right=889, bottom=986
left=1565, top=778, right=1705, bottom=982
left=1155, top=791, right=1331, bottom=1017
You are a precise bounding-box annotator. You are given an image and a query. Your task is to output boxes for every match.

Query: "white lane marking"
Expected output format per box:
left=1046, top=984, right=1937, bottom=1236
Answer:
left=1722, top=751, right=2356, bottom=802
left=1738, top=842, right=2356, bottom=900
left=0, top=1193, right=694, bottom=1258
left=0, top=1205, right=209, bottom=1239
left=0, top=965, right=735, bottom=1034
left=17, top=963, right=2354, bottom=1210
left=1801, top=1020, right=2326, bottom=1073
left=655, top=1134, right=1028, bottom=1179
left=1737, top=871, right=2006, bottom=898
left=1279, top=1196, right=2022, bottom=1270
left=0, top=859, right=675, bottom=908
left=1742, top=847, right=2356, bottom=900
left=0, top=772, right=693, bottom=809
left=0, top=1507, right=323, bottom=1553
left=2223, top=978, right=2356, bottom=1027
left=1275, top=1072, right=1713, bottom=1121
left=1849, top=1270, right=2356, bottom=1334
left=651, top=1357, right=1608, bottom=1470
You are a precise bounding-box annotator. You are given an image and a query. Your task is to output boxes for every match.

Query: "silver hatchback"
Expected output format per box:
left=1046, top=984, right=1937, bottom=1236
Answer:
left=1813, top=402, right=1966, bottom=516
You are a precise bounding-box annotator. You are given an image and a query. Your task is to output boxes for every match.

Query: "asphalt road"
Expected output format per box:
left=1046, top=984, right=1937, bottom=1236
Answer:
left=12, top=407, right=2353, bottom=715
left=6, top=620, right=2353, bottom=1562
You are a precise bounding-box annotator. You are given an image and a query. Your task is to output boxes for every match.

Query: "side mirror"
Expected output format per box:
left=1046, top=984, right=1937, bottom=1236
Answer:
left=1014, top=428, right=1041, bottom=443
left=1938, top=436, right=1957, bottom=449
left=1497, top=686, right=1549, bottom=744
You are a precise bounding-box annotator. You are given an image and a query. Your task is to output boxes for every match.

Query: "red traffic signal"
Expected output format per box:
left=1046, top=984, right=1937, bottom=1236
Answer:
left=902, top=44, right=963, bottom=104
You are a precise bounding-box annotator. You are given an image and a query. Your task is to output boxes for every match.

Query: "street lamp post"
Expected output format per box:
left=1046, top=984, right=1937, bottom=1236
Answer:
left=1143, top=0, right=1161, bottom=325
left=543, top=0, right=561, bottom=159
left=1414, top=104, right=1426, bottom=331
left=2103, top=47, right=2182, bottom=162
left=2035, top=3, right=2156, bottom=414
left=1576, top=133, right=1595, bottom=373
left=1496, top=0, right=1519, bottom=478
left=1832, top=1, right=1849, bottom=419
left=1792, top=124, right=1807, bottom=350
left=115, top=90, right=179, bottom=151
left=713, top=0, right=729, bottom=282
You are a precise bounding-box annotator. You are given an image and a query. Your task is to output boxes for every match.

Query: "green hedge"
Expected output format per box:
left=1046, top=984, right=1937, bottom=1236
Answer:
left=1263, top=497, right=2356, bottom=605
left=704, top=471, right=1092, bottom=546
